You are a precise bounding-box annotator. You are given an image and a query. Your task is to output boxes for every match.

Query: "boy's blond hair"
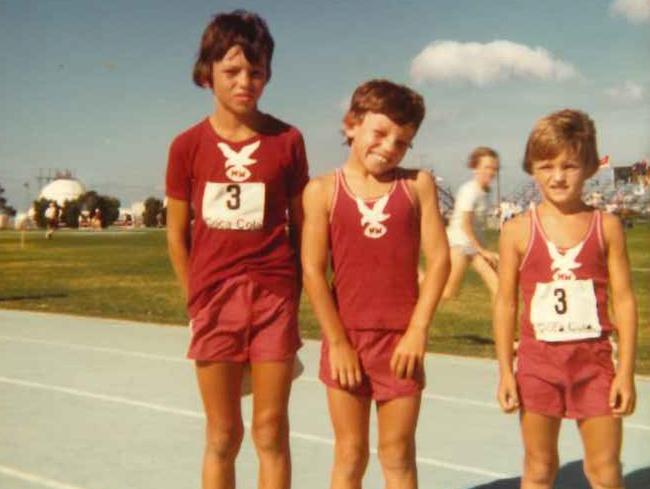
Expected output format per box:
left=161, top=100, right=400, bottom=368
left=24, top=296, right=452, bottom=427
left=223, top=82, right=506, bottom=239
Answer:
left=523, top=109, right=600, bottom=177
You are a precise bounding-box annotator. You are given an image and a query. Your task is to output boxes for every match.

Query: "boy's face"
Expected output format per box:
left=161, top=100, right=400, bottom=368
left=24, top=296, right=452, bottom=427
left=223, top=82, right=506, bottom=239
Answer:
left=210, top=45, right=268, bottom=116
left=345, top=112, right=416, bottom=176
left=531, top=149, right=588, bottom=205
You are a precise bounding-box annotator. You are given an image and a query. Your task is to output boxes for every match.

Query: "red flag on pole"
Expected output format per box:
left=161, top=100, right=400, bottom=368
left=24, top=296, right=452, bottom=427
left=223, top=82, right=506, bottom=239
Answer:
left=599, top=155, right=610, bottom=168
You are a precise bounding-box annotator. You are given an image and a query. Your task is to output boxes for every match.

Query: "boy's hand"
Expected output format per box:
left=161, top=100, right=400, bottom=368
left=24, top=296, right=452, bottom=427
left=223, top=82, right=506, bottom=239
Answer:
left=609, top=372, right=636, bottom=417
left=390, top=328, right=427, bottom=379
left=480, top=249, right=499, bottom=269
left=497, top=372, right=519, bottom=413
left=329, top=340, right=362, bottom=389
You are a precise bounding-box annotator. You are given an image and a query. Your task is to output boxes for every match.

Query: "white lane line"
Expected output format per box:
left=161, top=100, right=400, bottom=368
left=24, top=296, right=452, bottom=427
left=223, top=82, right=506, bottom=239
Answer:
left=0, top=336, right=497, bottom=407
left=2, top=335, right=649, bottom=431
left=0, top=375, right=511, bottom=479
left=297, top=376, right=499, bottom=408
left=0, top=464, right=88, bottom=489
left=0, top=376, right=202, bottom=418
left=413, top=456, right=508, bottom=478
left=0, top=337, right=499, bottom=409
left=0, top=336, right=186, bottom=363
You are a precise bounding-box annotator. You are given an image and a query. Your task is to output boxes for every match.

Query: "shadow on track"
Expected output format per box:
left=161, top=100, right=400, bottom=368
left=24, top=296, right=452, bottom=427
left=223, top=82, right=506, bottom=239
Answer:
left=467, top=460, right=649, bottom=489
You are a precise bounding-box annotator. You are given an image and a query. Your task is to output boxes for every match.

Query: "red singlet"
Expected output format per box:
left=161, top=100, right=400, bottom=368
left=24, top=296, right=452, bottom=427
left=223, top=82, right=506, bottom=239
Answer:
left=519, top=206, right=613, bottom=342
left=329, top=169, right=420, bottom=331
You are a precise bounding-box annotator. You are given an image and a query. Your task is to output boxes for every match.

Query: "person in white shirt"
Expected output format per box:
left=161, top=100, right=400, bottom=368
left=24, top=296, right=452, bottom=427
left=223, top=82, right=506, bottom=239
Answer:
left=442, top=147, right=499, bottom=300
left=44, top=202, right=59, bottom=239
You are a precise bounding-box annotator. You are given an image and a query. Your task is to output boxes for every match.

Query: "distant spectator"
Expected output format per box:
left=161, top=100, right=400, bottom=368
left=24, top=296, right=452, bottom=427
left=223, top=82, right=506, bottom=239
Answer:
left=442, top=147, right=500, bottom=301
left=44, top=202, right=58, bottom=239
left=91, top=208, right=102, bottom=230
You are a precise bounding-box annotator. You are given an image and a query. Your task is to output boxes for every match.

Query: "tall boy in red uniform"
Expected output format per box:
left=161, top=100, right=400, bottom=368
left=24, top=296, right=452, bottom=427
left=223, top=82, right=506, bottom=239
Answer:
left=166, top=11, right=308, bottom=489
left=302, top=80, right=450, bottom=489
left=494, top=109, right=637, bottom=489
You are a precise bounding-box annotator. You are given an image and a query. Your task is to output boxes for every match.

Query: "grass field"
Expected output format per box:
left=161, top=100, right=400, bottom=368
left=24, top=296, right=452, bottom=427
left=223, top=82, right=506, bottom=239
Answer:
left=1, top=224, right=648, bottom=373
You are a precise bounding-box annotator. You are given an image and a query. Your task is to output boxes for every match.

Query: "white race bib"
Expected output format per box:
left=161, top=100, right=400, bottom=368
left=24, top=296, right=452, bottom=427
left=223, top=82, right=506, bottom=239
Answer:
left=530, top=279, right=601, bottom=342
left=202, top=182, right=265, bottom=230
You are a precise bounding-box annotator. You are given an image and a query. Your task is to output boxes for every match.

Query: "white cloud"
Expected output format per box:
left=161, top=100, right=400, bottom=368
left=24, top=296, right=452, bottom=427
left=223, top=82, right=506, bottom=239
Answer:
left=426, top=107, right=463, bottom=124
left=410, top=40, right=579, bottom=86
left=605, top=81, right=645, bottom=103
left=610, top=0, right=650, bottom=24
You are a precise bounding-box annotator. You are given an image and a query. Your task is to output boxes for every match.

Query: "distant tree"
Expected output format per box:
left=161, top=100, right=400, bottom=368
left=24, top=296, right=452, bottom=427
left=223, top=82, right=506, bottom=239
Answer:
left=101, top=196, right=120, bottom=227
left=61, top=200, right=81, bottom=228
left=78, top=191, right=120, bottom=227
left=0, top=182, right=17, bottom=217
left=143, top=197, right=164, bottom=227
left=79, top=191, right=100, bottom=217
left=32, top=198, right=51, bottom=228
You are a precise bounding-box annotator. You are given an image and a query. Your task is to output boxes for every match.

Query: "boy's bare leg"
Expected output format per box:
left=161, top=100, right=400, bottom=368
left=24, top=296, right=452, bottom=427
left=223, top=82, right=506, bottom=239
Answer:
left=471, top=253, right=498, bottom=301
left=376, top=395, right=421, bottom=489
left=250, top=359, right=295, bottom=489
left=520, top=411, right=561, bottom=489
left=327, top=387, right=372, bottom=489
left=442, top=248, right=470, bottom=299
left=577, top=415, right=624, bottom=489
left=195, top=361, right=246, bottom=489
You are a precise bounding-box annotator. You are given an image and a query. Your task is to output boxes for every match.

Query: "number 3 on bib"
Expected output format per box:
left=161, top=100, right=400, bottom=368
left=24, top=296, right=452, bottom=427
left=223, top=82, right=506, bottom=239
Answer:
left=202, top=182, right=266, bottom=230
left=530, top=279, right=602, bottom=341
left=553, top=288, right=567, bottom=314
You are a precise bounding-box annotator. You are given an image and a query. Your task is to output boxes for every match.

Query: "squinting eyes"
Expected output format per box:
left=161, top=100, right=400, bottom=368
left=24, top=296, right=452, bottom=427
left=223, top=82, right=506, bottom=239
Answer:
left=535, top=163, right=580, bottom=170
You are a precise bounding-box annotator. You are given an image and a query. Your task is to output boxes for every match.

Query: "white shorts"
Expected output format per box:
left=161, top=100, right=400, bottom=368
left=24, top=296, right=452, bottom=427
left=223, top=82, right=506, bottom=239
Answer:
left=447, top=228, right=478, bottom=256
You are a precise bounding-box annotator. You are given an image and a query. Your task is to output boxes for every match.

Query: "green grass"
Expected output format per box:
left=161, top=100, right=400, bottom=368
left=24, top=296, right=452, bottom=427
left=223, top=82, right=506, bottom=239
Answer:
left=1, top=224, right=649, bottom=373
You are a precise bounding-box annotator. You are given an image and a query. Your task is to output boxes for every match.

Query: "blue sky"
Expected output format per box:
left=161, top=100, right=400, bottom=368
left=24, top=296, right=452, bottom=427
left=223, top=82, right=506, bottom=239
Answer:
left=1, top=0, right=648, bottom=210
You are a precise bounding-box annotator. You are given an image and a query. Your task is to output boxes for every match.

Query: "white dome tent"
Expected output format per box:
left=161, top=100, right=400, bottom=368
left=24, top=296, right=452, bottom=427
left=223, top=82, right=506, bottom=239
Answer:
left=39, top=178, right=86, bottom=206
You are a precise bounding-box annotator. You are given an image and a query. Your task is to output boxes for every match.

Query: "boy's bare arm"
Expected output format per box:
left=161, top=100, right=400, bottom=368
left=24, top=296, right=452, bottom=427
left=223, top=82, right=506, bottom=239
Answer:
left=493, top=216, right=524, bottom=373
left=603, top=212, right=637, bottom=415
left=288, top=192, right=305, bottom=285
left=408, top=171, right=450, bottom=332
left=301, top=176, right=347, bottom=342
left=301, top=176, right=361, bottom=387
left=391, top=171, right=450, bottom=379
left=166, top=197, right=191, bottom=300
left=492, top=215, right=525, bottom=411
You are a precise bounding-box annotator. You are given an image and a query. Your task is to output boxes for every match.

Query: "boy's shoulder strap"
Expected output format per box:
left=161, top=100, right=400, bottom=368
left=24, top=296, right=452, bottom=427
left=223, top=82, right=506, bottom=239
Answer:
left=594, top=209, right=605, bottom=254
left=329, top=169, right=344, bottom=224
left=519, top=204, right=540, bottom=271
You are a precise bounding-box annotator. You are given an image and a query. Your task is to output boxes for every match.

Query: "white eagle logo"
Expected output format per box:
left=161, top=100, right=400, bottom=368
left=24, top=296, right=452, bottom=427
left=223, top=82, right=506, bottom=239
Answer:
left=546, top=240, right=583, bottom=281
left=355, top=194, right=390, bottom=239
left=217, top=141, right=260, bottom=182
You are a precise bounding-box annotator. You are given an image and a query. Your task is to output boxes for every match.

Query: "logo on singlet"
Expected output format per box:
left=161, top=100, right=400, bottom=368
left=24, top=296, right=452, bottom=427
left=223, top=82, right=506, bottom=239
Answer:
left=355, top=194, right=390, bottom=239
left=217, top=141, right=260, bottom=182
left=531, top=238, right=601, bottom=341
left=546, top=240, right=583, bottom=280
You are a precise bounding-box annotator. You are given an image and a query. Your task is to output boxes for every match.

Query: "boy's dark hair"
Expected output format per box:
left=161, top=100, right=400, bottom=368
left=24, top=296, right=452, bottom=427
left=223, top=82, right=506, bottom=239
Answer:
left=343, top=79, right=425, bottom=144
left=193, top=10, right=274, bottom=88
left=468, top=147, right=499, bottom=169
left=523, top=109, right=600, bottom=177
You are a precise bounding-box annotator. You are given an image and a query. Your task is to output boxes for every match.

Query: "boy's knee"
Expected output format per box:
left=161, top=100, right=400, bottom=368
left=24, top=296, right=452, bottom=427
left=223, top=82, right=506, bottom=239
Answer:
left=378, top=438, right=415, bottom=474
left=251, top=410, right=288, bottom=454
left=523, top=452, right=558, bottom=486
left=334, top=440, right=369, bottom=480
left=205, top=423, right=244, bottom=462
left=583, top=455, right=622, bottom=488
